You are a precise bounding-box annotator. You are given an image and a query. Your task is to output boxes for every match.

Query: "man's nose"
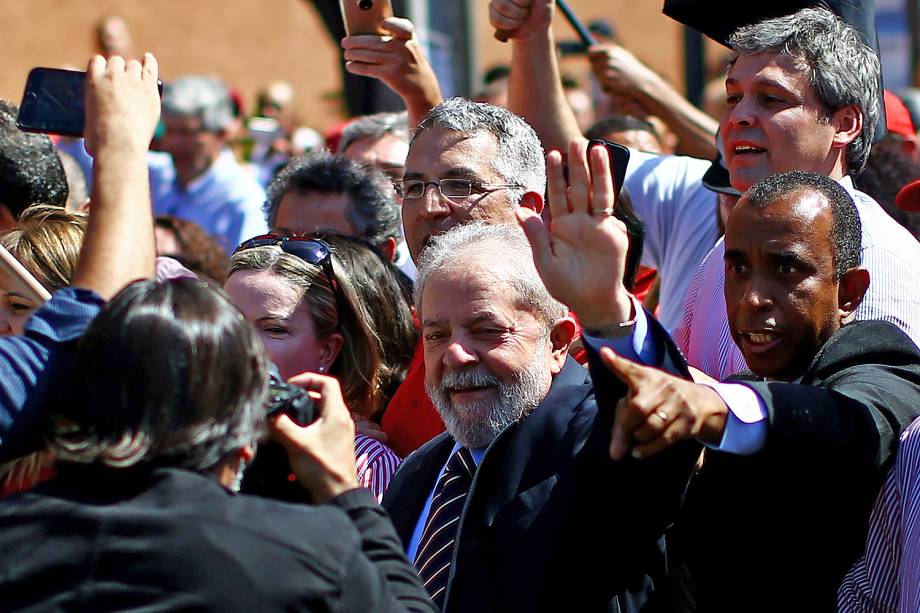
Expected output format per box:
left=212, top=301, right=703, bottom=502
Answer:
left=443, top=337, right=478, bottom=369
left=741, top=276, right=775, bottom=312
left=417, top=183, right=452, bottom=219
left=726, top=96, right=755, bottom=128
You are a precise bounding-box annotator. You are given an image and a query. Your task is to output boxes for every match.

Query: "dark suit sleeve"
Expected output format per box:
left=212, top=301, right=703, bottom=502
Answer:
left=581, top=309, right=699, bottom=545
left=328, top=488, right=436, bottom=612
left=741, top=362, right=920, bottom=471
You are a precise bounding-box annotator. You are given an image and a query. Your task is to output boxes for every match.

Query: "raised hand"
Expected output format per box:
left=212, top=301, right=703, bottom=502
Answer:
left=341, top=17, right=442, bottom=126
left=589, top=44, right=660, bottom=106
left=517, top=139, right=632, bottom=328
left=269, top=373, right=360, bottom=504
left=489, top=0, right=554, bottom=40
left=601, top=347, right=728, bottom=460
left=84, top=53, right=160, bottom=158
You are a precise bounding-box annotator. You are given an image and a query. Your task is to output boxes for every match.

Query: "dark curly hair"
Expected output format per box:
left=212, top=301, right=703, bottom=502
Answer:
left=0, top=100, right=68, bottom=217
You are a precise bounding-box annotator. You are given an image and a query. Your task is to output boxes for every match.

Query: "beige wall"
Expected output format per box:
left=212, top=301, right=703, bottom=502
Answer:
left=0, top=1, right=691, bottom=133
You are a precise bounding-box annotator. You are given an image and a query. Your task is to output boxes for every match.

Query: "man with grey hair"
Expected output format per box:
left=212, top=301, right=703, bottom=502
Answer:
left=496, top=1, right=920, bottom=381
left=149, top=75, right=266, bottom=253
left=264, top=151, right=402, bottom=262
left=339, top=111, right=411, bottom=182
left=379, top=96, right=555, bottom=455
left=382, top=218, right=698, bottom=611
left=396, top=96, right=546, bottom=262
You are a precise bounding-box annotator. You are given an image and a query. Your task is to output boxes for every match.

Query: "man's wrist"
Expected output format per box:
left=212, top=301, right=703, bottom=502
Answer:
left=696, top=385, right=729, bottom=445
left=577, top=290, right=634, bottom=332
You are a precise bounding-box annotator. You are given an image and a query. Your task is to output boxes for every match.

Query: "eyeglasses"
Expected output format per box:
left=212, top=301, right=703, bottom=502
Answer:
left=393, top=178, right=524, bottom=201
left=233, top=234, right=342, bottom=309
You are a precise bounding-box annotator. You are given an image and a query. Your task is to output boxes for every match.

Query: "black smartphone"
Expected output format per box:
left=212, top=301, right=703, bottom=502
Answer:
left=589, top=138, right=630, bottom=202
left=17, top=67, right=163, bottom=138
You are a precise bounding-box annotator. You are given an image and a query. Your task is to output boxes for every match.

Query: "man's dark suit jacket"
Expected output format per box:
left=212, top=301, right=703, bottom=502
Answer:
left=670, top=320, right=920, bottom=612
left=382, top=334, right=701, bottom=613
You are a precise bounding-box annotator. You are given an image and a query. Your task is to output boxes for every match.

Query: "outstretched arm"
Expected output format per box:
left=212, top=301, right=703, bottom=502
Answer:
left=491, top=0, right=584, bottom=152
left=74, top=54, right=159, bottom=299
left=589, top=44, right=718, bottom=159
left=271, top=373, right=435, bottom=612
left=342, top=17, right=443, bottom=128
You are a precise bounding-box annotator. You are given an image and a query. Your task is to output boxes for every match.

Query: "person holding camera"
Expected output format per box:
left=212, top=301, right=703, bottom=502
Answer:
left=0, top=55, right=434, bottom=612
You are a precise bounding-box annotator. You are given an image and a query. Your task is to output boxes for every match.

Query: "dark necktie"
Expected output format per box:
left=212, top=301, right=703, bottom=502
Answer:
left=413, top=447, right=476, bottom=609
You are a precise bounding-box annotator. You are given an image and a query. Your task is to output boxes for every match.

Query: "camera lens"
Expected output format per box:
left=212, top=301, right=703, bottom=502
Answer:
left=358, top=0, right=373, bottom=9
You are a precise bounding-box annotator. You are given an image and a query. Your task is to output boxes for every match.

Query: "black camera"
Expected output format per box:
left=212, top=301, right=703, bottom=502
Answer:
left=239, top=367, right=318, bottom=503
left=358, top=0, right=373, bottom=9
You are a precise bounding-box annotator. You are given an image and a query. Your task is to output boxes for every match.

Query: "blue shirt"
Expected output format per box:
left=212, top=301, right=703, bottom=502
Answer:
left=0, top=287, right=104, bottom=456
left=149, top=150, right=268, bottom=254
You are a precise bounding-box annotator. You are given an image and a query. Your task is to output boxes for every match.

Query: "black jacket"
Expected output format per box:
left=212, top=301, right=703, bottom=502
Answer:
left=0, top=464, right=435, bottom=612
left=671, top=320, right=920, bottom=612
left=383, top=333, right=700, bottom=613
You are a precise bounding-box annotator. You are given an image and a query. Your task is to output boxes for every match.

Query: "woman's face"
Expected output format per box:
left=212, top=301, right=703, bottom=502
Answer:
left=224, top=269, right=340, bottom=380
left=0, top=272, right=41, bottom=336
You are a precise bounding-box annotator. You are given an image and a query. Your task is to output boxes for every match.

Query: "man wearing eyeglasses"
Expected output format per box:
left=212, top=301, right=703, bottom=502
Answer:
left=395, top=97, right=546, bottom=263
left=380, top=97, right=552, bottom=457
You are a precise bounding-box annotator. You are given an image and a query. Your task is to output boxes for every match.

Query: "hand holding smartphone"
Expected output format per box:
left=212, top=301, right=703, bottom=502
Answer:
left=339, top=0, right=394, bottom=36
left=17, top=66, right=162, bottom=138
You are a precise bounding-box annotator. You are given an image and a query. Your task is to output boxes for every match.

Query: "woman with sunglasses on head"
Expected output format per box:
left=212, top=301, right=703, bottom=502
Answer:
left=225, top=234, right=401, bottom=501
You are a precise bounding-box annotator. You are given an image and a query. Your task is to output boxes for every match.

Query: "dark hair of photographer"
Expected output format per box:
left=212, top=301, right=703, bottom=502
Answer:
left=855, top=135, right=920, bottom=240
left=0, top=100, right=68, bottom=227
left=313, top=233, right=418, bottom=414
left=52, top=279, right=267, bottom=473
left=154, top=215, right=230, bottom=283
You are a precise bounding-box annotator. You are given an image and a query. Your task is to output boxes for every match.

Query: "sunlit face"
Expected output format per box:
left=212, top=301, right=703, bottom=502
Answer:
left=224, top=269, right=333, bottom=379
left=724, top=189, right=842, bottom=380
left=342, top=132, right=409, bottom=182
left=402, top=128, right=519, bottom=262
left=420, top=264, right=558, bottom=447
left=721, top=52, right=845, bottom=192
left=272, top=191, right=355, bottom=237
left=0, top=272, right=41, bottom=336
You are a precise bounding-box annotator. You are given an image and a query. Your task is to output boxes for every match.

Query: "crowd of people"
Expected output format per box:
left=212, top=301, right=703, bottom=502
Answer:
left=1, top=1, right=920, bottom=611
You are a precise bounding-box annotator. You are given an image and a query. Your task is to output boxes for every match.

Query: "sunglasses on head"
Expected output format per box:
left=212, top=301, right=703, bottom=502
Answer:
left=233, top=234, right=342, bottom=308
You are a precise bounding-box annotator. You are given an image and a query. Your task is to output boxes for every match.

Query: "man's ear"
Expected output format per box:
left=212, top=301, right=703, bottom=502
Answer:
left=831, top=105, right=863, bottom=151
left=380, top=237, right=399, bottom=262
left=838, top=267, right=870, bottom=323
left=548, top=316, right=577, bottom=374
left=519, top=191, right=544, bottom=215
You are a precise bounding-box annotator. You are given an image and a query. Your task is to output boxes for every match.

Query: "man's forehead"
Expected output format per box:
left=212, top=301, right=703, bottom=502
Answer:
left=727, top=189, right=833, bottom=245
left=727, top=51, right=811, bottom=87
left=406, top=128, right=497, bottom=170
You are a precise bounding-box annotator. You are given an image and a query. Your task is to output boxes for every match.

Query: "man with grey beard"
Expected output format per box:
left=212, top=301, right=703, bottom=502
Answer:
left=381, top=218, right=699, bottom=613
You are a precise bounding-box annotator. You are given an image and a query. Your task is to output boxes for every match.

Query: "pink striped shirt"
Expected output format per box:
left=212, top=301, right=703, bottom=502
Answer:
left=354, top=434, right=401, bottom=503
left=838, top=417, right=920, bottom=612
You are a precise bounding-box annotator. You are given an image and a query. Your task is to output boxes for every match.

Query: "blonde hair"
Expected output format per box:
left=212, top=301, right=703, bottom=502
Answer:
left=0, top=204, right=86, bottom=291
left=0, top=204, right=86, bottom=491
left=229, top=245, right=382, bottom=417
